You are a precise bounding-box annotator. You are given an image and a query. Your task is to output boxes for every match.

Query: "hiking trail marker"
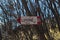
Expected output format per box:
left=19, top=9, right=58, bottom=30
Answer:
left=17, top=16, right=42, bottom=25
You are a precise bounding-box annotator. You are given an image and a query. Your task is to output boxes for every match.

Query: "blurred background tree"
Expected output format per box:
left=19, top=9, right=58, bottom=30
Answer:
left=0, top=0, right=60, bottom=40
